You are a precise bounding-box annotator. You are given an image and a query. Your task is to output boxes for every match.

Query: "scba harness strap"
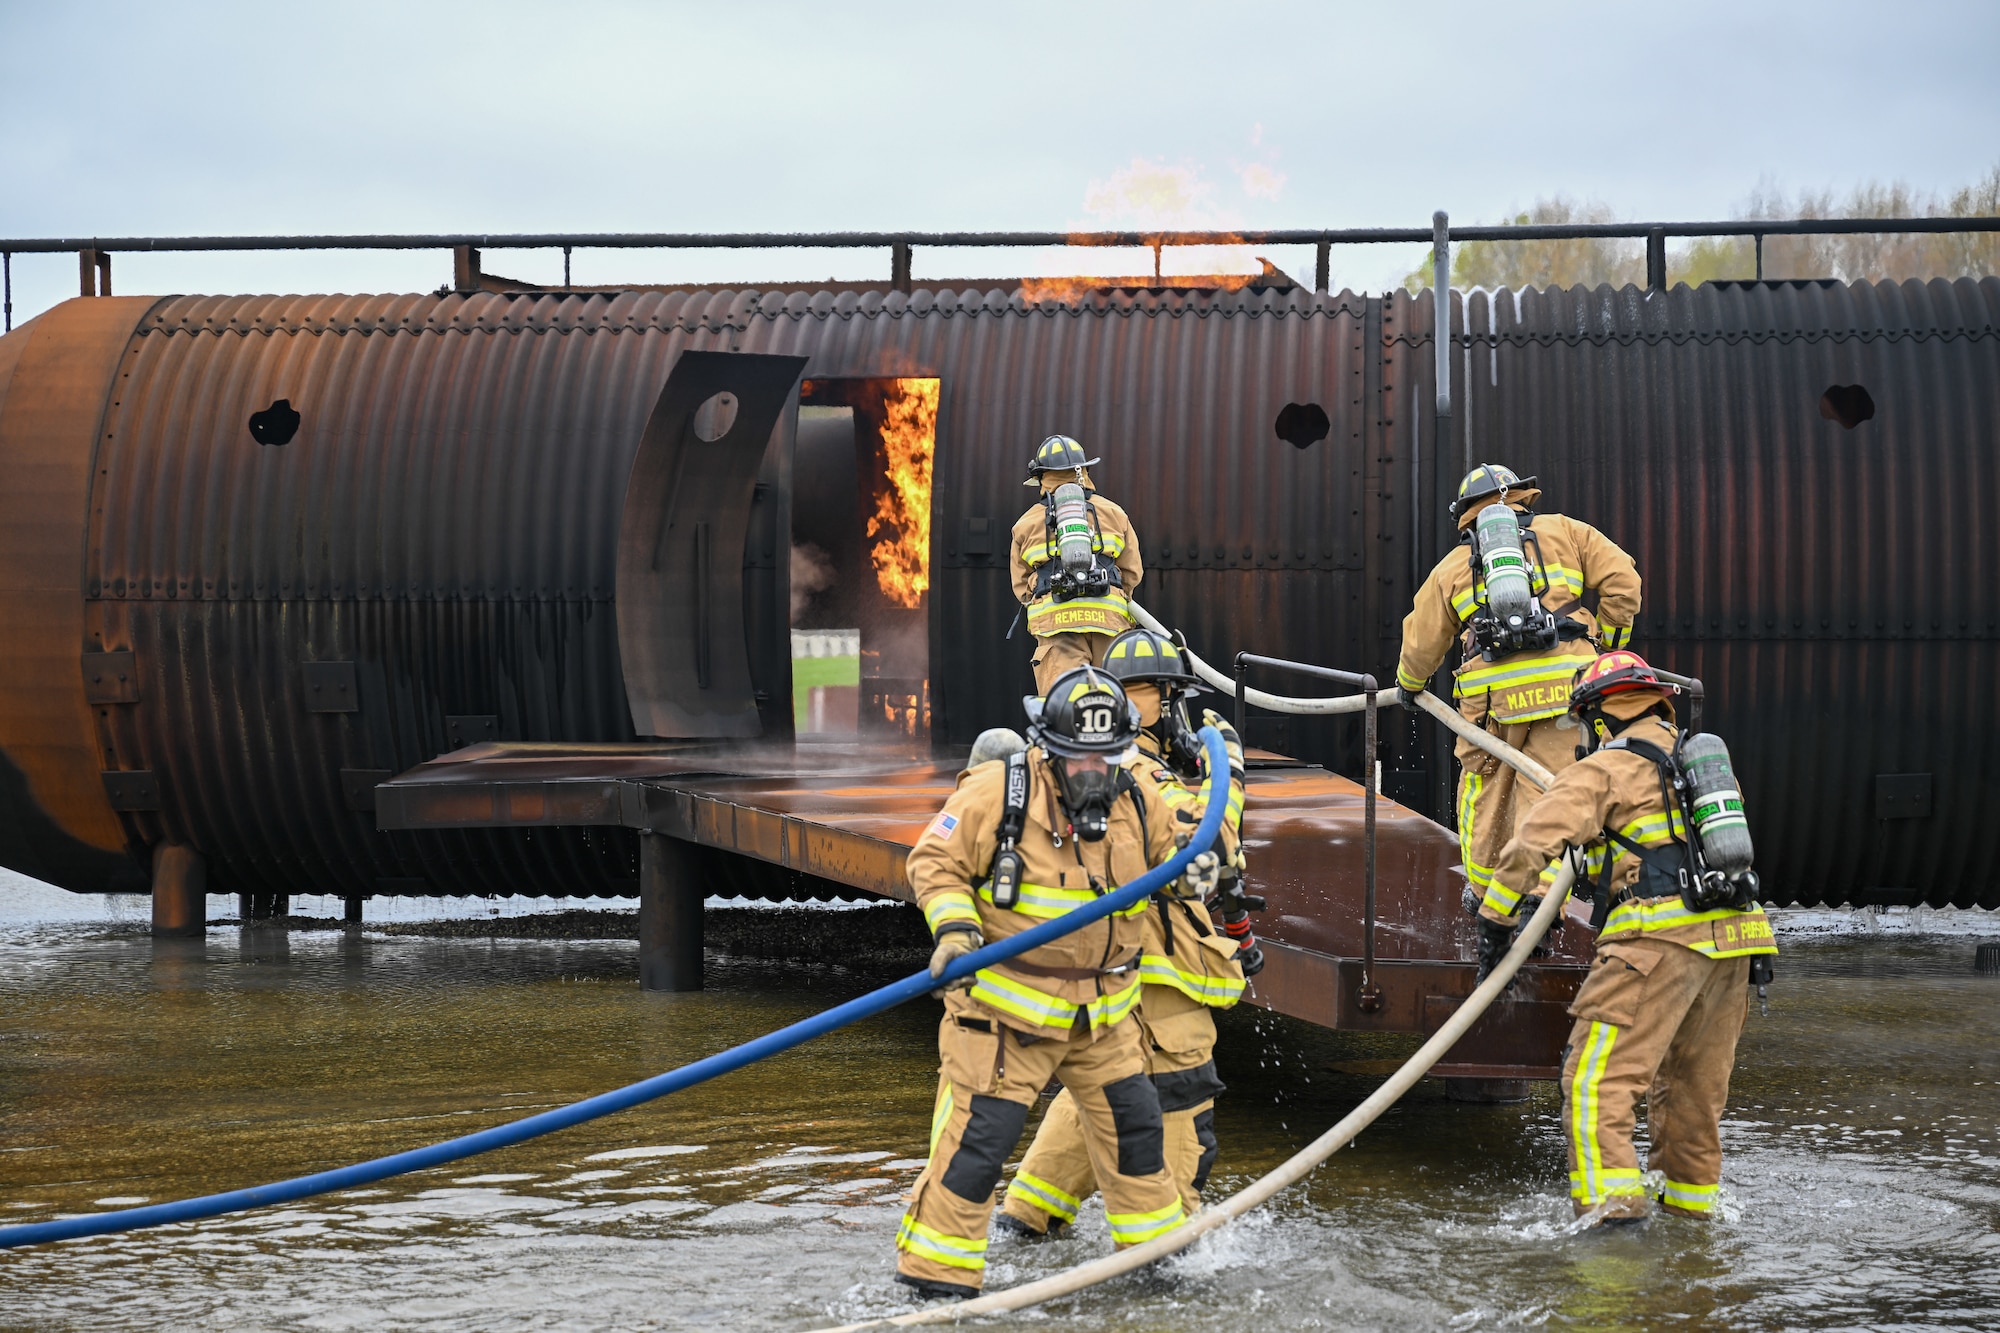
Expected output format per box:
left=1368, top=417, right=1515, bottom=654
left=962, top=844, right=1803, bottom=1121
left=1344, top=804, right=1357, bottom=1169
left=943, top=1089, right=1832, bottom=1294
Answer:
left=1586, top=734, right=1757, bottom=924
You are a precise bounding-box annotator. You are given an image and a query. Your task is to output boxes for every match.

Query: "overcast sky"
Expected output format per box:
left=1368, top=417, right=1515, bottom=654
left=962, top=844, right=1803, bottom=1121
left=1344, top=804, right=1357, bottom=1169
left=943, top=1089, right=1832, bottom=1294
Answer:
left=3, top=0, right=1995, bottom=324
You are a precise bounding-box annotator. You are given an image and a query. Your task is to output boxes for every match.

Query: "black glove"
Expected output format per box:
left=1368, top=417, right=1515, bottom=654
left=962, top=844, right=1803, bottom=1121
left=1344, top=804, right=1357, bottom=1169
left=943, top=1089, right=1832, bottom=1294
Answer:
left=1396, top=685, right=1422, bottom=713
left=1474, top=917, right=1517, bottom=983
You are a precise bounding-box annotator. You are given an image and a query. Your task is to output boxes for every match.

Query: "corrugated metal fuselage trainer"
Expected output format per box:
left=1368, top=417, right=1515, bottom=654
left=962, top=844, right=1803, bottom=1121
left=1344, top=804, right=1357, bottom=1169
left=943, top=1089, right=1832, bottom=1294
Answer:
left=0, top=277, right=1993, bottom=909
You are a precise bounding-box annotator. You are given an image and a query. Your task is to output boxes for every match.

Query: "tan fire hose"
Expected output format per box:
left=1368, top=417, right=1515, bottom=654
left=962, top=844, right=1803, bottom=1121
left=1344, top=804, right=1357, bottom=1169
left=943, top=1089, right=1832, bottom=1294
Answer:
left=1129, top=600, right=1557, bottom=791
left=811, top=862, right=1573, bottom=1332
left=811, top=621, right=1569, bottom=1331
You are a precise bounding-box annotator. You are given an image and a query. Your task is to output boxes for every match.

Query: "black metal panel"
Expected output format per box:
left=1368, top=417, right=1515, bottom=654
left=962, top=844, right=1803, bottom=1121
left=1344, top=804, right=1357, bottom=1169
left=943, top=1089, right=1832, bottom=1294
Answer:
left=1395, top=277, right=2000, bottom=908
left=614, top=350, right=806, bottom=738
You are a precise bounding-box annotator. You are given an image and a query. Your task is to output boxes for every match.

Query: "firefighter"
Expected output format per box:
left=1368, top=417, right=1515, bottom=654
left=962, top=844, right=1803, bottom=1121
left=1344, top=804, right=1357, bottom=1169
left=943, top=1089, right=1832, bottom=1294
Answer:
left=1394, top=463, right=1641, bottom=916
left=997, top=629, right=1258, bottom=1236
left=895, top=669, right=1211, bottom=1299
left=1011, top=435, right=1145, bottom=694
left=1481, top=651, right=1777, bottom=1224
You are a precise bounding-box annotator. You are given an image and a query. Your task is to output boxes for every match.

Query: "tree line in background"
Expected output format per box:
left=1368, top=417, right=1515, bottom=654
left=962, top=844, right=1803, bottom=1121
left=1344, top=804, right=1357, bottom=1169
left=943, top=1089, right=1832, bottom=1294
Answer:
left=1402, top=166, right=2000, bottom=291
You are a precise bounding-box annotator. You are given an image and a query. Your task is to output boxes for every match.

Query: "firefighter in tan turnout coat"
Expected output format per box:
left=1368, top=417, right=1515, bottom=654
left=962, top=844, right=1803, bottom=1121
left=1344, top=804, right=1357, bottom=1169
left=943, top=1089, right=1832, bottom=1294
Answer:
left=1481, top=651, right=1777, bottom=1223
left=998, top=629, right=1256, bottom=1235
left=894, top=669, right=1214, bottom=1299
left=1395, top=463, right=1641, bottom=910
left=1010, top=435, right=1144, bottom=694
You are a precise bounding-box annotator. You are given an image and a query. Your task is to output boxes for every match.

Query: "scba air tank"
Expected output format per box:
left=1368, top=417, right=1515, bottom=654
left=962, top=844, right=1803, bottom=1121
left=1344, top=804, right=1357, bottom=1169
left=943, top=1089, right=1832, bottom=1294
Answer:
left=1680, top=732, right=1755, bottom=876
left=1473, top=504, right=1537, bottom=629
left=1051, top=483, right=1097, bottom=579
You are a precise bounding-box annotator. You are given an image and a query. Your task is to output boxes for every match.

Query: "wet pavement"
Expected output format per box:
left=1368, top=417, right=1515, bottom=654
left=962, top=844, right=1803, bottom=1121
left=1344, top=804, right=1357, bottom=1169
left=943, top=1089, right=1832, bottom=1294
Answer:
left=2, top=874, right=1997, bottom=1331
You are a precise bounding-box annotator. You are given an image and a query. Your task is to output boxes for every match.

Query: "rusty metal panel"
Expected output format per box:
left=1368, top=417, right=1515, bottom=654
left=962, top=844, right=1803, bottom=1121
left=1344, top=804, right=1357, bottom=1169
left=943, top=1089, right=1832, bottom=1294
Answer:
left=1400, top=277, right=2000, bottom=909
left=81, top=650, right=139, bottom=703
left=0, top=297, right=161, bottom=892
left=712, top=281, right=1378, bottom=765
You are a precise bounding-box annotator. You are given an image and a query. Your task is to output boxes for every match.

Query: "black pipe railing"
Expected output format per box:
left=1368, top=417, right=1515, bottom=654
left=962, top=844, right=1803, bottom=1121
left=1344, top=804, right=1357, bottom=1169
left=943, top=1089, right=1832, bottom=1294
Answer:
left=1233, top=653, right=1381, bottom=1013
left=6, top=214, right=1996, bottom=332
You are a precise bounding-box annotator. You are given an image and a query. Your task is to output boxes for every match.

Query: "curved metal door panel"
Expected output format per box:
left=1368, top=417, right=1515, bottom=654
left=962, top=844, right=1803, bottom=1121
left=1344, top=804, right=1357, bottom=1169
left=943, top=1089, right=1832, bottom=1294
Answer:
left=616, top=351, right=806, bottom=738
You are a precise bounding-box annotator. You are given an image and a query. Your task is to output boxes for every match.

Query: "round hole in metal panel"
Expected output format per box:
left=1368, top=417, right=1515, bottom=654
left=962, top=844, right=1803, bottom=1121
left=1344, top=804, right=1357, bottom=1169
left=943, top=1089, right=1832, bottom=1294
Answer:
left=1819, top=384, right=1875, bottom=430
left=1274, top=401, right=1330, bottom=449
left=692, top=391, right=739, bottom=442
left=247, top=398, right=301, bottom=446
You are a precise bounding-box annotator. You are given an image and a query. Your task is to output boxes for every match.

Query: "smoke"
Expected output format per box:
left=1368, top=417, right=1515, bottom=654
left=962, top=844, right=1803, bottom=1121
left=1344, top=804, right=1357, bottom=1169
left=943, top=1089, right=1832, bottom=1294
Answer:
left=790, top=542, right=836, bottom=622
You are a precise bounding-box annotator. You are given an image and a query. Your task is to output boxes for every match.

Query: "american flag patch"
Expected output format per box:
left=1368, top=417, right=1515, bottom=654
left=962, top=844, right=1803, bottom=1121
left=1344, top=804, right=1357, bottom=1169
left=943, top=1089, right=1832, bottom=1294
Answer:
left=928, top=813, right=960, bottom=840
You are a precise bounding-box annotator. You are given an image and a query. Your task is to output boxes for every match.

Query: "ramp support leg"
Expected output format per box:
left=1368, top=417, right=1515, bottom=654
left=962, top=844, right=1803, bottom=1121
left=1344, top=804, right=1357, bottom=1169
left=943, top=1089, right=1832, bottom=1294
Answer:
left=640, top=833, right=705, bottom=991
left=151, top=844, right=206, bottom=938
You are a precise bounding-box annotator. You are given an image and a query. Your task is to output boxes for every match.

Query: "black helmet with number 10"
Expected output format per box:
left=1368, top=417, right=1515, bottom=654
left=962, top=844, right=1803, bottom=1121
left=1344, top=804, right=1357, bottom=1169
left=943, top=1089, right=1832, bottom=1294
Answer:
left=1023, top=668, right=1139, bottom=842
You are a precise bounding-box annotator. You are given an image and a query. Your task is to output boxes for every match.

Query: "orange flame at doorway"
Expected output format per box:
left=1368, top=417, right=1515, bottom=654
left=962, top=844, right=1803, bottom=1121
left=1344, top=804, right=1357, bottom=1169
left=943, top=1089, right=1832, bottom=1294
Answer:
left=868, top=378, right=939, bottom=608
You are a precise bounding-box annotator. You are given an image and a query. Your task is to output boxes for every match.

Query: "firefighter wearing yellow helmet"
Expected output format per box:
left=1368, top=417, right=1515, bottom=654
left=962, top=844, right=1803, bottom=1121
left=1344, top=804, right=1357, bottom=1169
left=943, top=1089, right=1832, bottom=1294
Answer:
left=1011, top=436, right=1145, bottom=694
left=1481, top=651, right=1776, bottom=1224
left=997, top=629, right=1255, bottom=1237
left=893, top=668, right=1198, bottom=1300
left=1394, top=463, right=1641, bottom=913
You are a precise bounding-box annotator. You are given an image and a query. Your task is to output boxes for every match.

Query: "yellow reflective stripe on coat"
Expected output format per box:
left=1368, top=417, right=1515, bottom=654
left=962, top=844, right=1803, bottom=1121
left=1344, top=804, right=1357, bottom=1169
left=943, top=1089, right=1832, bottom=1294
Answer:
left=896, top=1215, right=987, bottom=1271
left=1105, top=1199, right=1186, bottom=1244
left=1396, top=662, right=1429, bottom=693
left=923, top=892, right=981, bottom=933
left=1005, top=1171, right=1081, bottom=1223
left=1569, top=1020, right=1620, bottom=1204
left=1139, top=953, right=1246, bottom=1007
left=1455, top=652, right=1581, bottom=698
left=967, top=969, right=1142, bottom=1032
left=1450, top=563, right=1584, bottom=624
left=1020, top=530, right=1128, bottom=567
left=1601, top=900, right=1778, bottom=956
left=1026, top=591, right=1134, bottom=637
left=1661, top=1179, right=1718, bottom=1212
left=1480, top=878, right=1520, bottom=916
left=977, top=881, right=1148, bottom=920
left=1601, top=623, right=1632, bottom=649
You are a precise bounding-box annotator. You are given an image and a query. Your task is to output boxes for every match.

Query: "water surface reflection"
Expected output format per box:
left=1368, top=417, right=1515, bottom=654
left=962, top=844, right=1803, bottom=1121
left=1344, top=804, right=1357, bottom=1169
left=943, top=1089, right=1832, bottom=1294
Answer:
left=2, top=883, right=1996, bottom=1331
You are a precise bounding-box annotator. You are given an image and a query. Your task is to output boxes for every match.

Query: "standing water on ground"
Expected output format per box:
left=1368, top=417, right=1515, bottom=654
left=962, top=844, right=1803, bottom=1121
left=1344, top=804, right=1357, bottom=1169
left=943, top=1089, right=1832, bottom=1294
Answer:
left=2, top=873, right=1997, bottom=1331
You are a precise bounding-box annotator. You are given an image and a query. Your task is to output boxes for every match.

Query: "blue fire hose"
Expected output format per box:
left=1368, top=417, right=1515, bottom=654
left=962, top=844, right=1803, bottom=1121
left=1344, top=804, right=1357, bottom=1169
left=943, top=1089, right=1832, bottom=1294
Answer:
left=0, top=729, right=1231, bottom=1251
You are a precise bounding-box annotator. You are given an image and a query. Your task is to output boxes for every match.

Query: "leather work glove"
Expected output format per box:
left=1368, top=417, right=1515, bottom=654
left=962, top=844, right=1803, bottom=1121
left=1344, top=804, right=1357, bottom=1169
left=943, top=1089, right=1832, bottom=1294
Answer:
left=1199, top=709, right=1246, bottom=780
left=1473, top=916, right=1518, bottom=983
left=928, top=924, right=983, bottom=995
left=1396, top=685, right=1423, bottom=714
left=1170, top=849, right=1221, bottom=901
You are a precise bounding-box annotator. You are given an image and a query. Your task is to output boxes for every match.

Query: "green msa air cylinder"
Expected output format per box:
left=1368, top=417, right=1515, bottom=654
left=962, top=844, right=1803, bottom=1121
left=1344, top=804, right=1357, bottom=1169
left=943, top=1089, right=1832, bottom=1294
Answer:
left=1680, top=732, right=1754, bottom=876
left=1473, top=503, right=1537, bottom=630
left=1051, top=483, right=1097, bottom=580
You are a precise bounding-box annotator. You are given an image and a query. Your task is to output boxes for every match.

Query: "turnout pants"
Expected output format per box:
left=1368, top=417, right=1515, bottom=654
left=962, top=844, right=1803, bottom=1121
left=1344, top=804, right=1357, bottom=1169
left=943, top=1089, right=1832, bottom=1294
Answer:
left=1031, top=631, right=1116, bottom=695
left=896, top=1013, right=1182, bottom=1292
left=1001, top=1091, right=1218, bottom=1230
left=1561, top=938, right=1751, bottom=1221
left=1457, top=714, right=1580, bottom=908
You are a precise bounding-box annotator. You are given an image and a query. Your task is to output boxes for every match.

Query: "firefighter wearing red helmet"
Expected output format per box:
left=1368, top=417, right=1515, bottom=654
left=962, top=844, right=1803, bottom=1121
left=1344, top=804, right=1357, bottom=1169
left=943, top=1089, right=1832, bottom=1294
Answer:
left=1482, top=650, right=1777, bottom=1225
left=1394, top=463, right=1641, bottom=915
left=1011, top=436, right=1146, bottom=693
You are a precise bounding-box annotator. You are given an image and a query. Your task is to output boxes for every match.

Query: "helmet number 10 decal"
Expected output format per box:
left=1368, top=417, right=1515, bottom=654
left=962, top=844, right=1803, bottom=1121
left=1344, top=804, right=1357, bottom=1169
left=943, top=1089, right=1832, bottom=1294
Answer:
left=1079, top=704, right=1115, bottom=737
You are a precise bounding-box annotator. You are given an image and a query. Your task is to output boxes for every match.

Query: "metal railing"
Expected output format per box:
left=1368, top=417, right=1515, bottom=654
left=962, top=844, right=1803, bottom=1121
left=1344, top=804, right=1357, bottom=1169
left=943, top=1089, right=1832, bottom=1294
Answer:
left=4, top=212, right=1996, bottom=330
left=1233, top=652, right=1382, bottom=1013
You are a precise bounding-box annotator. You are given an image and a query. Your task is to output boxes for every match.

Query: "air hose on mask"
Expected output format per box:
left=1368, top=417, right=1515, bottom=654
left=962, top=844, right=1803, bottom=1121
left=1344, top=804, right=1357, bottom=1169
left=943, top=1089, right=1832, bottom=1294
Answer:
left=812, top=862, right=1576, bottom=1332
left=0, top=732, right=1234, bottom=1254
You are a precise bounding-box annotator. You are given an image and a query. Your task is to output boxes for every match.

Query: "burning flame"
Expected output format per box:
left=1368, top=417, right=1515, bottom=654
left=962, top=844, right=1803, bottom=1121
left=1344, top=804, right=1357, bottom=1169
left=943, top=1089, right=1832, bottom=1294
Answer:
left=867, top=378, right=939, bottom=608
